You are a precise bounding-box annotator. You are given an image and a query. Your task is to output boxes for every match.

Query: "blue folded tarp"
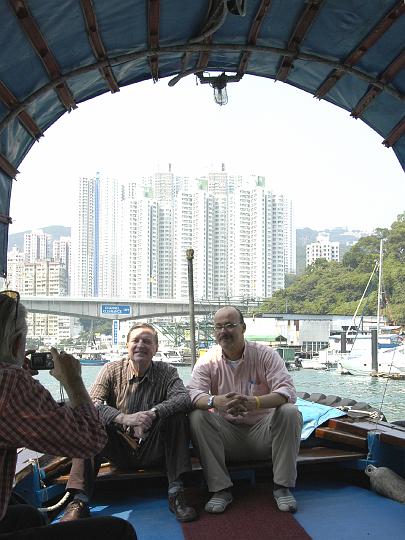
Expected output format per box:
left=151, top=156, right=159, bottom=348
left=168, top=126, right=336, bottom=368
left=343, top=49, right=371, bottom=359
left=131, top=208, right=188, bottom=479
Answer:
left=297, top=397, right=346, bottom=440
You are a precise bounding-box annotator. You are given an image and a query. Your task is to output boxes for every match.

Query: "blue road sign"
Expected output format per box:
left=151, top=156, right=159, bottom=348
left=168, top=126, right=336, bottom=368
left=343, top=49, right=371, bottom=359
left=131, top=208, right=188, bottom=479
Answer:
left=101, top=304, right=131, bottom=316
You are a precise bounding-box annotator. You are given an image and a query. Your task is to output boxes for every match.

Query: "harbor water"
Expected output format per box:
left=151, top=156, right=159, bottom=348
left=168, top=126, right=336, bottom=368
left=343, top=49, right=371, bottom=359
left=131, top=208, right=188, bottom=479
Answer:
left=36, top=364, right=405, bottom=422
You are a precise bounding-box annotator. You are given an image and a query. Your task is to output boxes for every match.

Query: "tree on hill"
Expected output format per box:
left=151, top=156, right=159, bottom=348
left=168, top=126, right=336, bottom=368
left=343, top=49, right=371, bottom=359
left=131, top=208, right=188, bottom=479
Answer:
left=257, top=213, right=405, bottom=323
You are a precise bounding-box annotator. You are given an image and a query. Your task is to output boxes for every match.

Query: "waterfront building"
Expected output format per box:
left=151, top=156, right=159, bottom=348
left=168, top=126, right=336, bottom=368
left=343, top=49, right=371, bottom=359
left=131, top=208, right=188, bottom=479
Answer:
left=120, top=197, right=159, bottom=298
left=22, top=259, right=68, bottom=340
left=173, top=191, right=194, bottom=298
left=152, top=167, right=175, bottom=202
left=71, top=175, right=99, bottom=296
left=6, top=237, right=73, bottom=340
left=52, top=236, right=71, bottom=293
left=228, top=188, right=295, bottom=298
left=157, top=205, right=173, bottom=298
left=68, top=167, right=295, bottom=303
left=228, top=188, right=252, bottom=298
left=98, top=176, right=121, bottom=297
left=306, top=232, right=340, bottom=266
left=5, top=246, right=24, bottom=291
left=24, top=230, right=51, bottom=262
left=192, top=192, right=216, bottom=299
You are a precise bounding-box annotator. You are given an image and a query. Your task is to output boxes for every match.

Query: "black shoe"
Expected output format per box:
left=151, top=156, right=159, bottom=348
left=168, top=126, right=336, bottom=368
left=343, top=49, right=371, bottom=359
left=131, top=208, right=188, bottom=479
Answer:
left=60, top=500, right=90, bottom=522
left=168, top=491, right=197, bottom=522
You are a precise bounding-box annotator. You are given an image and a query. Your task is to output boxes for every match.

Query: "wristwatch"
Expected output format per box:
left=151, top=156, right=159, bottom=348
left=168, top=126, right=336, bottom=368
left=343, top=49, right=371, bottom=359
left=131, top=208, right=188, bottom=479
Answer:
left=151, top=407, right=159, bottom=418
left=207, top=395, right=215, bottom=408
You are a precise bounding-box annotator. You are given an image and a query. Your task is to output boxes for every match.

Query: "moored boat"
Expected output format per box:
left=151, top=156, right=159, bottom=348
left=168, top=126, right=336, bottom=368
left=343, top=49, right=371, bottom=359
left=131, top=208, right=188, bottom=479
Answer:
left=339, top=343, right=405, bottom=376
left=153, top=349, right=191, bottom=366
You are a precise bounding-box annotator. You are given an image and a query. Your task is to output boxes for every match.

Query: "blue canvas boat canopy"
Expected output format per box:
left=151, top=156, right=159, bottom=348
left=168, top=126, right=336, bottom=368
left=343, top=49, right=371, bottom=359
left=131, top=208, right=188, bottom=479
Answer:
left=0, top=0, right=404, bottom=277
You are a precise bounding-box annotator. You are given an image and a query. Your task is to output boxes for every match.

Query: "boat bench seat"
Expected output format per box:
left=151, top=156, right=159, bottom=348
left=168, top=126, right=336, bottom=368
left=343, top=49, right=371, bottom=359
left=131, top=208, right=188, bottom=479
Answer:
left=47, top=418, right=405, bottom=487
left=52, top=444, right=367, bottom=485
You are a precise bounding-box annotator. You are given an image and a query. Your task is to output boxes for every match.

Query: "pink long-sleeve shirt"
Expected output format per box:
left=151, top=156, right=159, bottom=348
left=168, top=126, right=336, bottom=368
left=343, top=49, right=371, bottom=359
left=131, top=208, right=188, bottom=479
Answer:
left=187, top=341, right=297, bottom=425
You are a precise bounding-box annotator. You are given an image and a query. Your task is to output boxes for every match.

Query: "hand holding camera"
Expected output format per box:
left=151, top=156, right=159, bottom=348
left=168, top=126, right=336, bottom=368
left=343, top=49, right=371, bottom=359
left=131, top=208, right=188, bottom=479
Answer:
left=28, top=351, right=54, bottom=370
left=48, top=348, right=82, bottom=384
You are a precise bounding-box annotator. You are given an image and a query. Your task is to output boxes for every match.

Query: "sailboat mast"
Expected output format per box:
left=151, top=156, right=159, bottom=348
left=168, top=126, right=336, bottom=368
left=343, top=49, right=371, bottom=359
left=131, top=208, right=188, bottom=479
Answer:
left=376, top=239, right=383, bottom=337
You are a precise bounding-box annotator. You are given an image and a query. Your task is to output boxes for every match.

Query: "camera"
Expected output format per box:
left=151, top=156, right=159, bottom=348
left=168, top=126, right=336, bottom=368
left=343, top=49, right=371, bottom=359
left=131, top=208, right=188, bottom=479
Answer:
left=29, top=352, right=54, bottom=370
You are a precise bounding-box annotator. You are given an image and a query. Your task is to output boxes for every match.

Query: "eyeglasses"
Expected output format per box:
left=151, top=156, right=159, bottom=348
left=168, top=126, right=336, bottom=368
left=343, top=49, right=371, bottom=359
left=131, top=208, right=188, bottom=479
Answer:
left=214, top=322, right=241, bottom=331
left=0, top=290, right=20, bottom=329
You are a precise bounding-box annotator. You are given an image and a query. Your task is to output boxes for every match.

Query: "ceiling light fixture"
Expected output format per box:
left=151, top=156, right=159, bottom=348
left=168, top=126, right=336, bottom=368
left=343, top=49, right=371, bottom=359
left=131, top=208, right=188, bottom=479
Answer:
left=196, top=72, right=243, bottom=106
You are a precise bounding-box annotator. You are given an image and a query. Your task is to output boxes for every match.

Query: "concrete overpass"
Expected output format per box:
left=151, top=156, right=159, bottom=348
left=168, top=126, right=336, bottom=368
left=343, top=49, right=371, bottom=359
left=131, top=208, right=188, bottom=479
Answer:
left=20, top=296, right=261, bottom=321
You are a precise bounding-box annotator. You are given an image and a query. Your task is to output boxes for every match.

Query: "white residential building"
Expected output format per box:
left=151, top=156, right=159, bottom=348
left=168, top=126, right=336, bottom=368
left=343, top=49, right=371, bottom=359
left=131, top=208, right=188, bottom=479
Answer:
left=157, top=205, right=173, bottom=298
left=227, top=188, right=295, bottom=299
left=53, top=236, right=71, bottom=293
left=98, top=176, right=121, bottom=297
left=6, top=246, right=25, bottom=291
left=24, top=230, right=51, bottom=262
left=153, top=168, right=174, bottom=202
left=121, top=198, right=159, bottom=298
left=192, top=192, right=216, bottom=299
left=173, top=192, right=194, bottom=298
left=22, top=259, right=68, bottom=340
left=68, top=167, right=295, bottom=303
left=70, top=175, right=99, bottom=296
left=306, top=233, right=340, bottom=266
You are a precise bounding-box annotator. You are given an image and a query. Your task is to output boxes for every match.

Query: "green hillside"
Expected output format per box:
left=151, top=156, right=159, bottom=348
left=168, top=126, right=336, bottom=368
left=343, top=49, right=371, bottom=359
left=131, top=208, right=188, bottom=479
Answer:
left=258, top=213, right=405, bottom=324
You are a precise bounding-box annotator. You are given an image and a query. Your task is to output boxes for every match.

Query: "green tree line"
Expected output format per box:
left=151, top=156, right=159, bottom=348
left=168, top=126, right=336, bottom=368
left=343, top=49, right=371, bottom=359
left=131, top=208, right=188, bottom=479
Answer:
left=257, top=213, right=405, bottom=324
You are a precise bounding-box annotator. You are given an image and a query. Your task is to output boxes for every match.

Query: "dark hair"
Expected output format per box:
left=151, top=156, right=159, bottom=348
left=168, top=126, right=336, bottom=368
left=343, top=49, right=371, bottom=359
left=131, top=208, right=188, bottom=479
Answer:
left=126, top=323, right=158, bottom=345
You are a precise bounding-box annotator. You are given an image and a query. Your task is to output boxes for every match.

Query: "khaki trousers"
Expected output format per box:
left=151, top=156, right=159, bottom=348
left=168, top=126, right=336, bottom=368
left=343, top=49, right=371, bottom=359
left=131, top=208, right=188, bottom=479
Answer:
left=189, top=403, right=303, bottom=493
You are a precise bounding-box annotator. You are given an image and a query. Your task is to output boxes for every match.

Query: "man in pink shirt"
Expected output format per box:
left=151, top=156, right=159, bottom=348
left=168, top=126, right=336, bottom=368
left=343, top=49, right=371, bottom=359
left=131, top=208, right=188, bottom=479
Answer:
left=187, top=306, right=303, bottom=514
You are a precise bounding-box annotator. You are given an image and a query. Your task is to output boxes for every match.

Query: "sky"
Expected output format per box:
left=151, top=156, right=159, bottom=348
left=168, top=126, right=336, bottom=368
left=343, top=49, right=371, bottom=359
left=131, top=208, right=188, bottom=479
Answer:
left=9, top=75, right=405, bottom=235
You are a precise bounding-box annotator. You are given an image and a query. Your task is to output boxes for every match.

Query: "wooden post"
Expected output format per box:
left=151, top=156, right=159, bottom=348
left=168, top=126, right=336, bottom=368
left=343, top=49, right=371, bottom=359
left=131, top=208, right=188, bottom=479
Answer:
left=340, top=331, right=347, bottom=353
left=186, top=249, right=197, bottom=369
left=371, top=327, right=378, bottom=372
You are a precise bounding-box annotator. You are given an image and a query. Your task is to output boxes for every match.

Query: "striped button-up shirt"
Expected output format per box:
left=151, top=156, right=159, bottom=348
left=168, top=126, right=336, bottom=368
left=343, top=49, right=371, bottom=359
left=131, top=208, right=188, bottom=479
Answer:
left=0, top=363, right=107, bottom=521
left=90, top=358, right=191, bottom=425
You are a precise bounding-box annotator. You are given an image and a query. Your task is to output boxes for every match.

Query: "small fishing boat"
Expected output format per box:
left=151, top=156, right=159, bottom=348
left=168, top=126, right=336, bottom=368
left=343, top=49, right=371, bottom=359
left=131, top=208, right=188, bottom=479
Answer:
left=153, top=350, right=191, bottom=366
left=75, top=350, right=110, bottom=366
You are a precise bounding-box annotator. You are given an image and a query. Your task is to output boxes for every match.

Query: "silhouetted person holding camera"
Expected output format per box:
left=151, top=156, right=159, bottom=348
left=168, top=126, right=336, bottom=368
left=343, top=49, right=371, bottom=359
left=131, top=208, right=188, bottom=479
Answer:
left=0, top=290, right=137, bottom=539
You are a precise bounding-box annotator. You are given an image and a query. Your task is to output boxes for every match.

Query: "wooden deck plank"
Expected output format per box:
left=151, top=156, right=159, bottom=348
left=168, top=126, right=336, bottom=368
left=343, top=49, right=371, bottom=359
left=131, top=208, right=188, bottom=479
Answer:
left=315, top=427, right=367, bottom=449
left=328, top=418, right=405, bottom=448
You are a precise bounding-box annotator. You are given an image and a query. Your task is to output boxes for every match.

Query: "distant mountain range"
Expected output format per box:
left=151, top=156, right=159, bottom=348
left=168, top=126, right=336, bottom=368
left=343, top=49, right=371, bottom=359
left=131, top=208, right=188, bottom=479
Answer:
left=8, top=226, right=71, bottom=251
left=8, top=225, right=365, bottom=274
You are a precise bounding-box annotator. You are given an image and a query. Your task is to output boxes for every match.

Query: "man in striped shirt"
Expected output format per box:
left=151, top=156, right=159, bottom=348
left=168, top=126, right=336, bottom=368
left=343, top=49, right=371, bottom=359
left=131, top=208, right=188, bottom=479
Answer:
left=62, top=323, right=197, bottom=523
left=0, top=291, right=137, bottom=538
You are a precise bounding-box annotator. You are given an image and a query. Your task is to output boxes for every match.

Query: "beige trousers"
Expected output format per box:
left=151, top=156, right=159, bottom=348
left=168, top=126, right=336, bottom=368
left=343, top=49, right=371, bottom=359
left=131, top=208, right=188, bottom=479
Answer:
left=189, top=403, right=303, bottom=493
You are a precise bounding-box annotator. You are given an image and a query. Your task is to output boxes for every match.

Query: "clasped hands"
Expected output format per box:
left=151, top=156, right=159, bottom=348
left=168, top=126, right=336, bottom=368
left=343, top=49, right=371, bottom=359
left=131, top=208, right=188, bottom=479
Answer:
left=119, top=410, right=157, bottom=440
left=214, top=392, right=256, bottom=417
